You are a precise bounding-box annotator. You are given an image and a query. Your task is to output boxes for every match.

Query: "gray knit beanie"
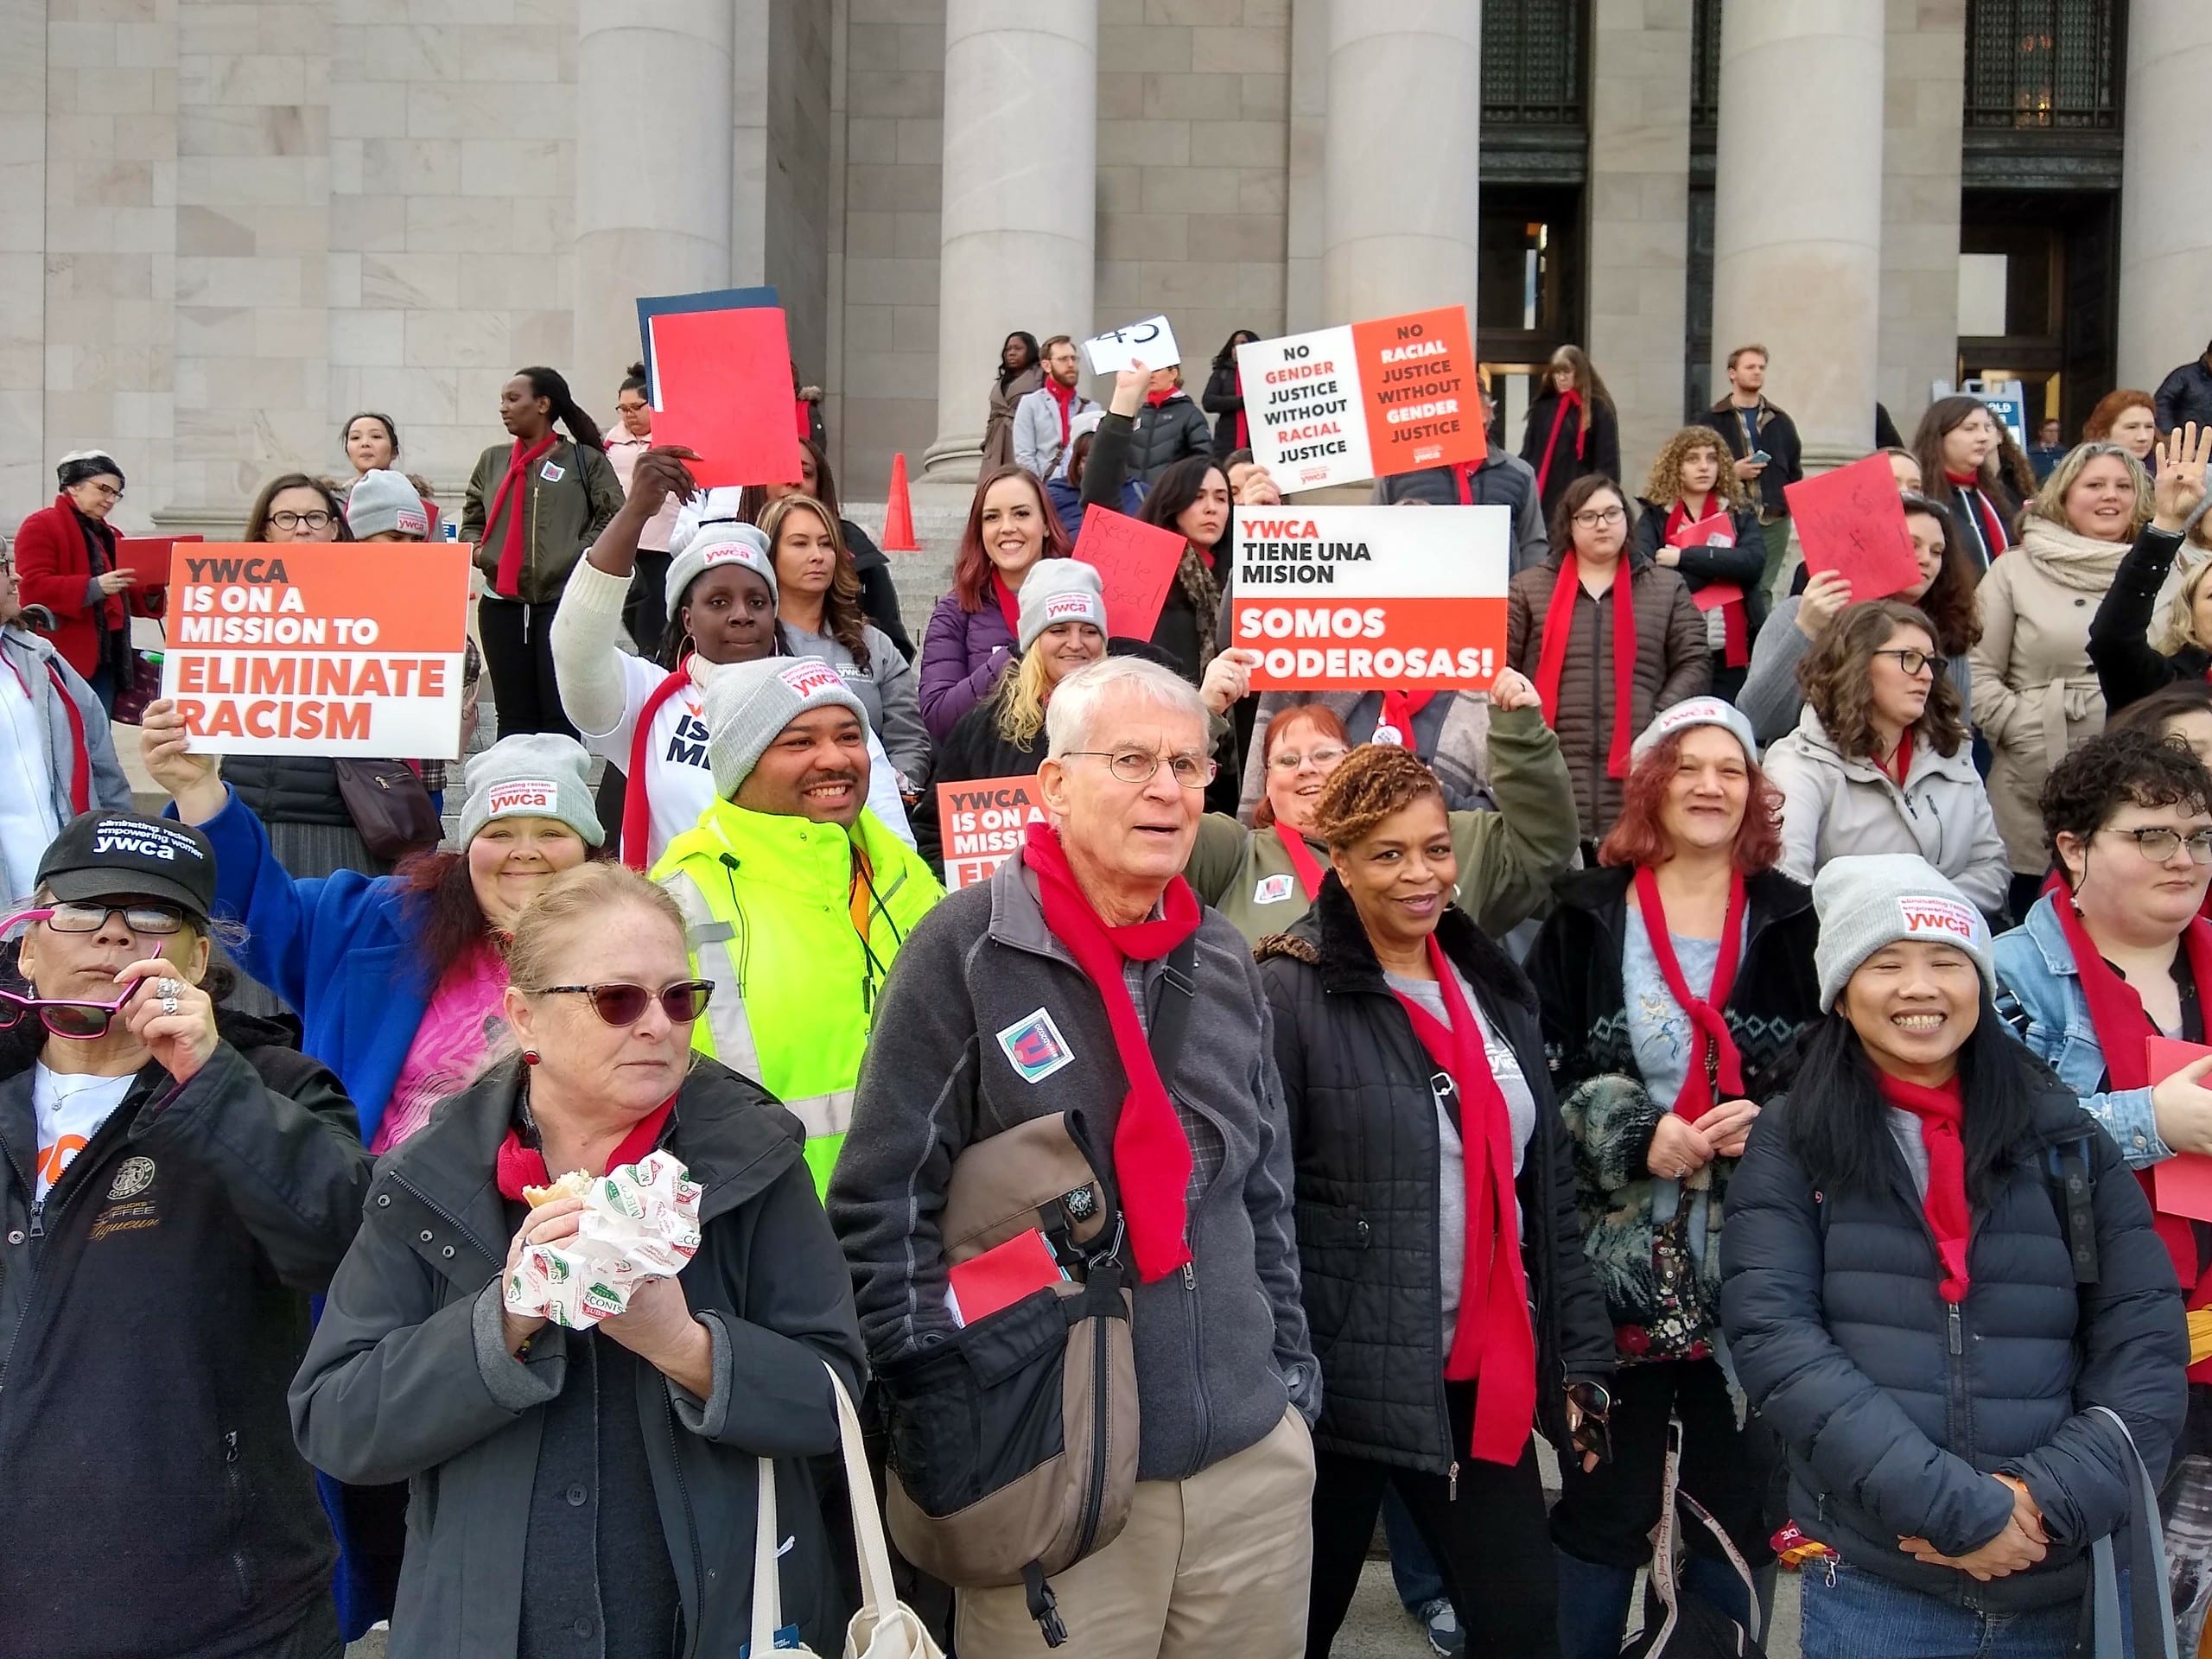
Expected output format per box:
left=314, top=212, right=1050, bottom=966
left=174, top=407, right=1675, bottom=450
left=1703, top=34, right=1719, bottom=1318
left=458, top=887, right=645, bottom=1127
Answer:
left=1016, top=559, right=1107, bottom=652
left=664, top=519, right=775, bottom=620
left=1811, top=854, right=1994, bottom=1013
left=702, top=656, right=868, bottom=799
left=345, top=468, right=428, bottom=540
left=457, top=733, right=605, bottom=849
left=1631, top=696, right=1759, bottom=766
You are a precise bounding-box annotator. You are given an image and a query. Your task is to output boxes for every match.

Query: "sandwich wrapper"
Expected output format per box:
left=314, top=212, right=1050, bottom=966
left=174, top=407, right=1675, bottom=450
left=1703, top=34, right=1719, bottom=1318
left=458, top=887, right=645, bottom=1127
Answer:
left=504, top=1150, right=704, bottom=1329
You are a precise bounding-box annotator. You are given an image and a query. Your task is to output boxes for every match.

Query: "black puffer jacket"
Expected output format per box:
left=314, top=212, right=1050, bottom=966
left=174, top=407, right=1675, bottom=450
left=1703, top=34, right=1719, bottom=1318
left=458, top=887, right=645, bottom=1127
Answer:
left=1127, top=391, right=1214, bottom=486
left=222, top=753, right=352, bottom=829
left=1258, top=879, right=1614, bottom=1471
left=1628, top=497, right=1769, bottom=643
left=2087, top=524, right=2207, bottom=716
left=1526, top=868, right=1821, bottom=1344
left=1720, top=1073, right=2188, bottom=1611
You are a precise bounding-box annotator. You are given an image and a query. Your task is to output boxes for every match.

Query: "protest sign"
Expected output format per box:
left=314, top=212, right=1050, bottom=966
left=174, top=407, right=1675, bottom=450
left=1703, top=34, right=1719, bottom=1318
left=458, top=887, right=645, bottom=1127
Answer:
left=1072, top=505, right=1185, bottom=640
left=115, top=534, right=200, bottom=587
left=936, top=775, right=1046, bottom=890
left=162, top=542, right=473, bottom=759
left=1785, top=454, right=1922, bottom=601
left=1083, top=315, right=1179, bottom=377
left=648, top=305, right=807, bottom=490
left=1230, top=505, right=1509, bottom=691
left=635, top=285, right=778, bottom=404
left=2152, top=1037, right=2212, bottom=1223
left=1236, top=305, right=1484, bottom=492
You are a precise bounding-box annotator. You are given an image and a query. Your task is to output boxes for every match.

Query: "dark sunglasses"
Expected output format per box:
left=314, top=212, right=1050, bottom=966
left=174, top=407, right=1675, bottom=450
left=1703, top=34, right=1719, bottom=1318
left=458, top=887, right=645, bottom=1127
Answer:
left=536, top=980, right=714, bottom=1027
left=1567, top=1379, right=1614, bottom=1465
left=0, top=979, right=143, bottom=1039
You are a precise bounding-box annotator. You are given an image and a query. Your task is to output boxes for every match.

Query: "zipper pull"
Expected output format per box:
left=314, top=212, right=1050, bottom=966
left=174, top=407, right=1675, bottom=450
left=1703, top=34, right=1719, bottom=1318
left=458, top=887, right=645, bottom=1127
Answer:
left=1181, top=1262, right=1195, bottom=1291
left=1448, top=1461, right=1460, bottom=1502
left=28, top=1200, right=43, bottom=1240
left=1948, top=1302, right=1962, bottom=1356
left=1823, top=1556, right=1837, bottom=1589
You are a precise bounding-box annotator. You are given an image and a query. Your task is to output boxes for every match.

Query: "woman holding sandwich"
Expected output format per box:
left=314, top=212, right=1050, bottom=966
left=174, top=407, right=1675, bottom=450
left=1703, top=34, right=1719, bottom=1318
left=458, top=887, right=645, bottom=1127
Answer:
left=292, top=861, right=867, bottom=1656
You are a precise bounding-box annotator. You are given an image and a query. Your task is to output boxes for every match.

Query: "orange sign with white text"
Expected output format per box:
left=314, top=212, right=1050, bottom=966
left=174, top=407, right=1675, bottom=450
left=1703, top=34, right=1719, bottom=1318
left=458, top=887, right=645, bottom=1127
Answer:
left=161, top=543, right=474, bottom=757
left=935, top=774, right=1046, bottom=890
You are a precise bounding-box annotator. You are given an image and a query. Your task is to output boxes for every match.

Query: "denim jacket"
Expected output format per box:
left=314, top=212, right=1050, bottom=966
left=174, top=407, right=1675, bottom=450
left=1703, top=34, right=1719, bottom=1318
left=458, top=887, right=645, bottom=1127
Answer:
left=1993, top=893, right=2169, bottom=1168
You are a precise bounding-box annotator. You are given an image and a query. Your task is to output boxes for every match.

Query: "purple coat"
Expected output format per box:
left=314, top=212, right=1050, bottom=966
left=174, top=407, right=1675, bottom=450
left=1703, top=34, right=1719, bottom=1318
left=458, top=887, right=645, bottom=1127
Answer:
left=919, top=588, right=1016, bottom=744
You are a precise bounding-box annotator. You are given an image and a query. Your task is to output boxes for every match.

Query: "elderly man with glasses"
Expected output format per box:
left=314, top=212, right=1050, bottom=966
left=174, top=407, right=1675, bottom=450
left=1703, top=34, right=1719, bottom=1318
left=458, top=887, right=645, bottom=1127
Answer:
left=831, top=655, right=1320, bottom=1659
left=0, top=810, right=370, bottom=1659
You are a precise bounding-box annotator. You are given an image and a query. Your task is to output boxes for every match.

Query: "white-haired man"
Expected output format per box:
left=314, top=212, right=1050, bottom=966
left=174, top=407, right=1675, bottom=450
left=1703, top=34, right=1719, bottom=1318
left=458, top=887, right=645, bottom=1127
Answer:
left=830, top=656, right=1319, bottom=1658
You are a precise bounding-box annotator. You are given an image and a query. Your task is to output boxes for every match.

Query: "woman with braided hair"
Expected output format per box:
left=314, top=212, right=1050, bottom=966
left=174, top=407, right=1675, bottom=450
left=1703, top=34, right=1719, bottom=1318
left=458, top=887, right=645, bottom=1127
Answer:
left=1259, top=741, right=1613, bottom=1658
left=464, top=365, right=625, bottom=738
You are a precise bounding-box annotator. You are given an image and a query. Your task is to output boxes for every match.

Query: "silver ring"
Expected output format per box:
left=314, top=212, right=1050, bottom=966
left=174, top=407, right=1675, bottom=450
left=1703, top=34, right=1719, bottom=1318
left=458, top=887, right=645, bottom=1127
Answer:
left=161, top=995, right=179, bottom=1016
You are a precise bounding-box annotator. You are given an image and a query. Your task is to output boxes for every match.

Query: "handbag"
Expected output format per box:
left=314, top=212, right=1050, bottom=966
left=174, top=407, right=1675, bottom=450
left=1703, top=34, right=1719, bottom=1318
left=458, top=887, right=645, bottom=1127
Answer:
left=2087, top=1404, right=2181, bottom=1659
left=750, top=1363, right=944, bottom=1659
left=333, top=758, right=443, bottom=861
left=108, top=646, right=163, bottom=725
left=1622, top=1415, right=1766, bottom=1658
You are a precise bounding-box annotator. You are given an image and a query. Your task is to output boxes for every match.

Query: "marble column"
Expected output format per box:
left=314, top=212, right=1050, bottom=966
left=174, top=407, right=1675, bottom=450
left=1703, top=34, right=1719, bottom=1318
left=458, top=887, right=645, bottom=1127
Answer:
left=921, top=0, right=1096, bottom=486
left=1711, top=0, right=1885, bottom=470
left=575, top=0, right=734, bottom=403
left=1319, top=0, right=1481, bottom=327
left=2117, top=7, right=2212, bottom=391
left=1876, top=0, right=1964, bottom=440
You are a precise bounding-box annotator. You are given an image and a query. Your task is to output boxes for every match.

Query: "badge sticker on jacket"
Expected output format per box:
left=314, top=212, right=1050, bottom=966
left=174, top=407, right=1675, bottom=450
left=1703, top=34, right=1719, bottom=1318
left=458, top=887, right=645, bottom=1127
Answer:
left=997, top=1007, right=1074, bottom=1084
left=539, top=461, right=566, bottom=483
left=1254, top=873, right=1295, bottom=905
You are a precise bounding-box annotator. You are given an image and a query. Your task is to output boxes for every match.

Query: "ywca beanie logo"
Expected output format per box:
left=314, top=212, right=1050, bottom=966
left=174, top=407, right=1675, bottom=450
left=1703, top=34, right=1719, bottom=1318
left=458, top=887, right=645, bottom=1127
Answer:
left=778, top=661, right=844, bottom=699
left=1898, top=895, right=1979, bottom=943
left=1044, top=594, right=1096, bottom=621
left=486, top=780, right=558, bottom=816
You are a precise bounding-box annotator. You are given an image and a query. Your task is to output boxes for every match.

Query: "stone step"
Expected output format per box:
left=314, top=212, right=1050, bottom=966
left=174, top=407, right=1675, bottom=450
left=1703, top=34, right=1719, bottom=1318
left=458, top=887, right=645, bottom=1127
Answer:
left=844, top=499, right=961, bottom=635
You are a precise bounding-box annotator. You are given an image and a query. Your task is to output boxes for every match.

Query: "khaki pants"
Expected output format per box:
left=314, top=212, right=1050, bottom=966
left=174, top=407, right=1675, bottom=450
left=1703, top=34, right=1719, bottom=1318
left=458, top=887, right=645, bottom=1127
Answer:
left=956, top=1407, right=1317, bottom=1659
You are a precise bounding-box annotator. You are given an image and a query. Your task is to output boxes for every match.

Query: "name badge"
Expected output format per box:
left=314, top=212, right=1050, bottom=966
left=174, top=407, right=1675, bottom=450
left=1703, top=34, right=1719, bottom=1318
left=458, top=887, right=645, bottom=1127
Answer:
left=1254, top=874, right=1295, bottom=905
left=539, top=461, right=566, bottom=483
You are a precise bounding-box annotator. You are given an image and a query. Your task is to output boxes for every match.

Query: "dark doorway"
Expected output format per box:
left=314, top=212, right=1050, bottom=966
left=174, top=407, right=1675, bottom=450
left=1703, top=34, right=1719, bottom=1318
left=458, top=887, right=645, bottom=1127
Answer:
left=1956, top=190, right=2120, bottom=437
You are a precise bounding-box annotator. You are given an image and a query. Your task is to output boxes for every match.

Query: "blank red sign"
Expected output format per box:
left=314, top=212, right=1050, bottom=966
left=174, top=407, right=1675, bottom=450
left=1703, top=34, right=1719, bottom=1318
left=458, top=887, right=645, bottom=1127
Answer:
left=1784, top=454, right=1921, bottom=601
left=2151, top=1037, right=2212, bottom=1223
left=649, top=307, right=807, bottom=490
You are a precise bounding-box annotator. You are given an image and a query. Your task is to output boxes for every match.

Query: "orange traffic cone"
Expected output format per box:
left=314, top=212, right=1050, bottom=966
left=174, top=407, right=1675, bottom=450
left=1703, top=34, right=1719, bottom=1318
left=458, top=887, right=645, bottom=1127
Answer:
left=880, top=452, right=919, bottom=551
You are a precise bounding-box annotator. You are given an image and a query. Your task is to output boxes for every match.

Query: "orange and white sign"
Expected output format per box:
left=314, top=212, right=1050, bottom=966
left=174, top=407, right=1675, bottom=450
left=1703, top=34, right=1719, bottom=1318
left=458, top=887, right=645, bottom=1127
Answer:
left=1232, top=506, right=1509, bottom=691
left=162, top=542, right=474, bottom=758
left=936, top=774, right=1046, bottom=890
left=1236, top=306, right=1484, bottom=491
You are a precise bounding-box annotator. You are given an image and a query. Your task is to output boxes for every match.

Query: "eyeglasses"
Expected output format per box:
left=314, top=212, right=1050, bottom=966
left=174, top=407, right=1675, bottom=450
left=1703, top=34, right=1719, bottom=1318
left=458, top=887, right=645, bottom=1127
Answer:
left=1566, top=1379, right=1613, bottom=1464
left=2108, top=826, right=2212, bottom=865
left=1268, top=745, right=1349, bottom=772
left=1062, top=750, right=1217, bottom=788
left=1572, top=505, right=1626, bottom=527
left=534, top=980, right=715, bottom=1026
left=82, top=482, right=123, bottom=502
left=27, top=901, right=189, bottom=937
left=1871, top=647, right=1936, bottom=677
left=268, top=510, right=334, bottom=532
left=0, top=981, right=144, bottom=1039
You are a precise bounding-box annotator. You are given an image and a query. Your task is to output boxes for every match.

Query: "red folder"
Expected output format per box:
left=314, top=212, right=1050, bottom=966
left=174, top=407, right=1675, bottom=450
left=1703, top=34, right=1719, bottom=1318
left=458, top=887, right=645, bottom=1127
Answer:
left=2148, top=1037, right=2212, bottom=1222
left=947, top=1229, right=1067, bottom=1327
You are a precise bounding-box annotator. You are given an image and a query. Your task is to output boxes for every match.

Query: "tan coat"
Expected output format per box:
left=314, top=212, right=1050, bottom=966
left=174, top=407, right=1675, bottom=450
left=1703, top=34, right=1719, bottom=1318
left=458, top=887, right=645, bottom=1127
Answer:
left=1970, top=518, right=2128, bottom=874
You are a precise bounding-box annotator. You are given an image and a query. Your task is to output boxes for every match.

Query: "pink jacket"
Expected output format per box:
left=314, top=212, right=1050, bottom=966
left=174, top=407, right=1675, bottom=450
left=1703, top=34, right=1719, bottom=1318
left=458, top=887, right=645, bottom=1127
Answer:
left=604, top=430, right=683, bottom=552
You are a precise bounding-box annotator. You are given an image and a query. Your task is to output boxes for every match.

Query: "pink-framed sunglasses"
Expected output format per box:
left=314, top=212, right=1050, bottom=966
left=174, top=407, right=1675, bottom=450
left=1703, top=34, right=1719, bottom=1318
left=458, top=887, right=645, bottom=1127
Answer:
left=0, top=907, right=151, bottom=1039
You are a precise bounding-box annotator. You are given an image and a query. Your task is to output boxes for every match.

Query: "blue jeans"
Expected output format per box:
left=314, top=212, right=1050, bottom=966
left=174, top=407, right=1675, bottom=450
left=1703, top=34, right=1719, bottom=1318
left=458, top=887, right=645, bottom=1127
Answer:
left=1801, top=1561, right=2096, bottom=1659
left=1384, top=1484, right=1448, bottom=1610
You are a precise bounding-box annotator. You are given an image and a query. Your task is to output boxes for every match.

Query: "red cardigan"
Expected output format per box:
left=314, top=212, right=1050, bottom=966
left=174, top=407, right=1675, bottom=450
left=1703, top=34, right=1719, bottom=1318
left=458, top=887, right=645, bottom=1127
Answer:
left=14, top=494, right=124, bottom=679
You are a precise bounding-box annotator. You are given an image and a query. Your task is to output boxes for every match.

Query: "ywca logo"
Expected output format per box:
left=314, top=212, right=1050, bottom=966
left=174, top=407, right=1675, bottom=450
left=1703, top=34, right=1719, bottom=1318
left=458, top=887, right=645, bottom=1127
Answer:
left=1044, top=594, right=1094, bottom=620
left=779, top=662, right=844, bottom=699
left=486, top=781, right=557, bottom=815
left=108, top=1156, right=156, bottom=1200
left=1899, top=896, right=1979, bottom=942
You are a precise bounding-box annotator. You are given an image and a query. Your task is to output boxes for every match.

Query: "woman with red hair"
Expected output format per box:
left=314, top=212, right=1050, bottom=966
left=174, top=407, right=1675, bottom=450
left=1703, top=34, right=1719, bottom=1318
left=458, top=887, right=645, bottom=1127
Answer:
left=916, top=464, right=1072, bottom=743
left=1526, top=697, right=1822, bottom=1659
left=2084, top=387, right=2161, bottom=472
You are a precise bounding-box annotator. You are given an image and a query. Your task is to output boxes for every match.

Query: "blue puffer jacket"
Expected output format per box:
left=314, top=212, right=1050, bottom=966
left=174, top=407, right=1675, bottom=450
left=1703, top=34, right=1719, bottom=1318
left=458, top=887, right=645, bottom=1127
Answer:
left=1993, top=892, right=2167, bottom=1169
left=1719, top=1071, right=2187, bottom=1611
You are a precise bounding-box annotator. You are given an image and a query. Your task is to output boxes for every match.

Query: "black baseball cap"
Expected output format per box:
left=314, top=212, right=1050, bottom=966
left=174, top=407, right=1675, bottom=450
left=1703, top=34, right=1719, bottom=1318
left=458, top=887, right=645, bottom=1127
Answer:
left=34, top=812, right=218, bottom=922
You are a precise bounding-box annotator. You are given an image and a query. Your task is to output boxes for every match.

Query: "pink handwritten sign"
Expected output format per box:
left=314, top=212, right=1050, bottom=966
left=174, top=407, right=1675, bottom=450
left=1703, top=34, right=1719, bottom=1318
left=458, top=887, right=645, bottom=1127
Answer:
left=1072, top=505, right=1186, bottom=642
left=2151, top=1036, right=2212, bottom=1222
left=1784, top=454, right=1921, bottom=601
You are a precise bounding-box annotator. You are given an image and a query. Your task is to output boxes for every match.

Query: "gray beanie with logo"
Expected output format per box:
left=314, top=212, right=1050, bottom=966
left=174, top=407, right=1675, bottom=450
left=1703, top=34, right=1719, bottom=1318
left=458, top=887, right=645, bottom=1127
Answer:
left=702, top=655, right=868, bottom=799
left=1016, top=558, right=1108, bottom=652
left=1630, top=696, right=1759, bottom=766
left=1810, top=854, right=1995, bottom=1013
left=664, top=519, right=776, bottom=620
left=456, top=733, right=605, bottom=849
left=345, top=468, right=429, bottom=540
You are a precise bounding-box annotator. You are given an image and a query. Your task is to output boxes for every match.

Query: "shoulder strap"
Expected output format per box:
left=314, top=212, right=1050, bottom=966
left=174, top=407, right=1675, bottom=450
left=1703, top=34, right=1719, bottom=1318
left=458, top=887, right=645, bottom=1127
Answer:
left=2046, top=1138, right=2099, bottom=1285
left=1147, top=935, right=1199, bottom=1086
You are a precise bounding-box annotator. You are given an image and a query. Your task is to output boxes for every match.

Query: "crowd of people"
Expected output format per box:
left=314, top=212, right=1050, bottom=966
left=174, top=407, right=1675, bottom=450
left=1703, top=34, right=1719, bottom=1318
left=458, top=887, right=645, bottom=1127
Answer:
left=9, top=323, right=2212, bottom=1659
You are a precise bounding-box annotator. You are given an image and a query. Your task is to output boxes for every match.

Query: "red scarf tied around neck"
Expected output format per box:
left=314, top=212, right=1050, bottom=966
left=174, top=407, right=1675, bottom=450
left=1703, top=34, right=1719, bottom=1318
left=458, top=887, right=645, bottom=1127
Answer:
left=1046, top=378, right=1077, bottom=444
left=1389, top=935, right=1537, bottom=1465
left=1270, top=820, right=1327, bottom=901
left=1534, top=389, right=1586, bottom=499
left=486, top=432, right=559, bottom=597
left=2054, top=894, right=2212, bottom=1339
left=1945, top=471, right=2010, bottom=561
left=1878, top=1074, right=1972, bottom=1303
left=495, top=1093, right=675, bottom=1202
left=1022, top=822, right=1204, bottom=1283
left=992, top=571, right=1023, bottom=641
left=1231, top=369, right=1248, bottom=452
left=1631, top=868, right=1746, bottom=1121
left=1376, top=690, right=1434, bottom=748
left=1533, top=554, right=1640, bottom=779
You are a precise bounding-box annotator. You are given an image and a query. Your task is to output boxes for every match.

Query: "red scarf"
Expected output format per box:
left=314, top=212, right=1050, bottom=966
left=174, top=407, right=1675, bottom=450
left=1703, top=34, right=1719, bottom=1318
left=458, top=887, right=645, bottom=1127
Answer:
left=993, top=571, right=1022, bottom=641
left=1145, top=386, right=1177, bottom=409
left=792, top=396, right=811, bottom=440
left=1534, top=390, right=1586, bottom=498
left=1945, top=471, right=2009, bottom=561
left=495, top=1093, right=675, bottom=1202
left=1, top=652, right=92, bottom=814
left=1453, top=461, right=1479, bottom=505
left=1231, top=369, right=1248, bottom=452
left=1046, top=378, right=1077, bottom=444
left=622, top=664, right=696, bottom=870
left=2053, top=894, right=2212, bottom=1306
left=1022, top=823, right=1203, bottom=1283
left=1664, top=501, right=1750, bottom=667
left=1271, top=820, right=1327, bottom=901
left=486, top=432, right=558, bottom=596
left=1389, top=935, right=1537, bottom=1465
left=1876, top=728, right=1915, bottom=786
left=1377, top=690, right=1434, bottom=747
left=1630, top=868, right=1746, bottom=1122
left=1877, top=1073, right=1971, bottom=1303
left=1533, top=555, right=1639, bottom=779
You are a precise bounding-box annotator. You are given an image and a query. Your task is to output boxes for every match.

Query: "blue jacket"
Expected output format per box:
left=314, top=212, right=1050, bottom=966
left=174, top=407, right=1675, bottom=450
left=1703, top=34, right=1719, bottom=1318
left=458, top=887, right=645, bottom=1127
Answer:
left=1047, top=470, right=1141, bottom=543
left=1993, top=893, right=2168, bottom=1169
left=194, top=787, right=433, bottom=1151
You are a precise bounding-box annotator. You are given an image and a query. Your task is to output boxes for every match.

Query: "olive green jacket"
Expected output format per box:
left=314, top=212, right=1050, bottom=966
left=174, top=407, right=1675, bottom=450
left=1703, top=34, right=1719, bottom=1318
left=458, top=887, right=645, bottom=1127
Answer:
left=464, top=435, right=625, bottom=606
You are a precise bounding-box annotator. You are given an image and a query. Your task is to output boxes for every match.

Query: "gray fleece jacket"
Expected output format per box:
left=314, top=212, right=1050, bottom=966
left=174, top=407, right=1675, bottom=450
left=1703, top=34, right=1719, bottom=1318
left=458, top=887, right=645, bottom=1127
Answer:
left=828, top=850, right=1319, bottom=1484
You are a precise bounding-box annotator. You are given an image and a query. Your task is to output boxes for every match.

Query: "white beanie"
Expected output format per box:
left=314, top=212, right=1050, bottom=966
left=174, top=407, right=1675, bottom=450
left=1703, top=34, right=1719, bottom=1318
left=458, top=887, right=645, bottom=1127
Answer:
left=702, top=656, right=868, bottom=799
left=1810, top=854, right=1995, bottom=1013
left=1016, top=559, right=1107, bottom=652
left=1631, top=696, right=1759, bottom=766
left=345, top=468, right=429, bottom=540
left=456, top=733, right=605, bottom=849
left=664, top=519, right=775, bottom=619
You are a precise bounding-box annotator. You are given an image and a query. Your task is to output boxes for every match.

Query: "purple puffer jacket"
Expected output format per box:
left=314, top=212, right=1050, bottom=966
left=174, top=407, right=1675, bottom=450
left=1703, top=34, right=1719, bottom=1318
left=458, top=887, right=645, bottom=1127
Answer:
left=918, top=588, right=1016, bottom=743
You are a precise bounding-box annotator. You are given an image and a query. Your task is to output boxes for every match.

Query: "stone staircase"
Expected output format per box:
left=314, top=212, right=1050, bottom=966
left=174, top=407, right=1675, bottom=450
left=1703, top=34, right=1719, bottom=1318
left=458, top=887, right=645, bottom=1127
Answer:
left=842, top=499, right=965, bottom=632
